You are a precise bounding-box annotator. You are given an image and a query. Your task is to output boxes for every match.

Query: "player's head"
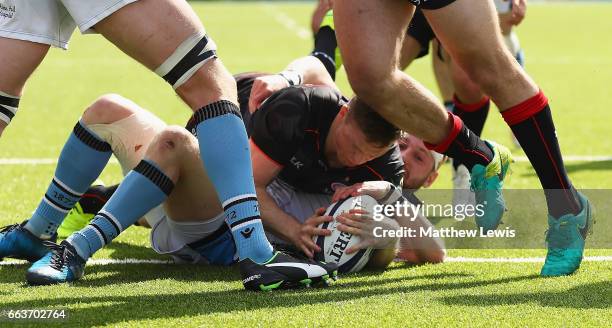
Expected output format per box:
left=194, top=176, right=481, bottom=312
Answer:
left=330, top=97, right=401, bottom=167
left=399, top=133, right=443, bottom=189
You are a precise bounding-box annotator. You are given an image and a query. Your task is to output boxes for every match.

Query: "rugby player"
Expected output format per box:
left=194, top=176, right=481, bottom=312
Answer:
left=331, top=0, right=592, bottom=276
left=401, top=2, right=528, bottom=208
left=308, top=3, right=527, bottom=212
left=17, top=72, right=442, bottom=286
left=0, top=0, right=330, bottom=289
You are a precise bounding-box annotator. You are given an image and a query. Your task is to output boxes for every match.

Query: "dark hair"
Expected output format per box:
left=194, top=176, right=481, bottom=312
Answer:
left=346, top=97, right=401, bottom=148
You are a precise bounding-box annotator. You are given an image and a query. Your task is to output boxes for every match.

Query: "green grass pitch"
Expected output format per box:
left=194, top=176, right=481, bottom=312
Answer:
left=0, top=2, right=611, bottom=327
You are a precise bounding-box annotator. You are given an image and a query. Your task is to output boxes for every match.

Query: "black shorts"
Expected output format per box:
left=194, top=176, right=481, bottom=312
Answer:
left=406, top=9, right=435, bottom=59
left=409, top=0, right=456, bottom=10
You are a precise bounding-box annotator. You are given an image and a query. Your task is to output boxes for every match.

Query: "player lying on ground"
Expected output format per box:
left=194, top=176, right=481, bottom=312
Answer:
left=0, top=0, right=317, bottom=289
left=64, top=131, right=446, bottom=267
left=330, top=0, right=593, bottom=277
left=1, top=90, right=338, bottom=290
left=5, top=71, right=442, bottom=286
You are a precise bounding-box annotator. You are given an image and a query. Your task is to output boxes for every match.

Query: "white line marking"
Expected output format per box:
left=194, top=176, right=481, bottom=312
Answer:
left=262, top=3, right=310, bottom=40
left=1, top=256, right=610, bottom=267
left=0, top=158, right=119, bottom=165
left=514, top=155, right=612, bottom=162
left=0, top=258, right=171, bottom=266
left=444, top=256, right=612, bottom=263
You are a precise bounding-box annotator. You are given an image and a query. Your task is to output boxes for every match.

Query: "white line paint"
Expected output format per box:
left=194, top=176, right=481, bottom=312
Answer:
left=1, top=256, right=610, bottom=267
left=444, top=256, right=612, bottom=263
left=514, top=155, right=612, bottom=163
left=0, top=158, right=119, bottom=165
left=0, top=258, right=171, bottom=266
left=2, top=156, right=611, bottom=166
left=261, top=3, right=310, bottom=40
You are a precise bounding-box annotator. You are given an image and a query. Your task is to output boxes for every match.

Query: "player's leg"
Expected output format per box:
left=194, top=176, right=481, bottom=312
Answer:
left=28, top=126, right=336, bottom=287
left=0, top=96, right=135, bottom=260
left=27, top=125, right=184, bottom=285
left=334, top=0, right=511, bottom=232
left=399, top=35, right=425, bottom=70
left=150, top=132, right=337, bottom=289
left=424, top=0, right=591, bottom=276
left=74, top=0, right=274, bottom=263
left=399, top=9, right=433, bottom=69
left=431, top=40, right=454, bottom=111
left=333, top=0, right=451, bottom=144
left=446, top=57, right=490, bottom=209
left=423, top=0, right=535, bottom=109
left=0, top=38, right=49, bottom=137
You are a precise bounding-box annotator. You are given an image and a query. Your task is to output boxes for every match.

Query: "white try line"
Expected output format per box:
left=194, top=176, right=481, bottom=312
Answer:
left=0, top=158, right=119, bottom=165
left=1, top=256, right=611, bottom=267
left=444, top=256, right=612, bottom=263
left=2, top=156, right=611, bottom=166
left=514, top=155, right=612, bottom=163
left=261, top=3, right=310, bottom=40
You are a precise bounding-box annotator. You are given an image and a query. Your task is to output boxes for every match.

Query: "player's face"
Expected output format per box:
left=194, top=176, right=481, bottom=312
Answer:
left=400, top=134, right=435, bottom=189
left=334, top=119, right=390, bottom=167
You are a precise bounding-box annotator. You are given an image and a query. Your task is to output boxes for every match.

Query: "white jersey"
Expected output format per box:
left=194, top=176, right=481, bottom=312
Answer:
left=0, top=0, right=137, bottom=49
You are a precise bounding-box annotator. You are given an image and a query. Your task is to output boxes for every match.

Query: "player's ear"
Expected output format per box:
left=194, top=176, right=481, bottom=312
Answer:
left=422, top=170, right=439, bottom=188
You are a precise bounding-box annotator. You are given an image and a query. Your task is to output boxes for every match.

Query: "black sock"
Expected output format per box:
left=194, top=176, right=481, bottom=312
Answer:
left=426, top=113, right=494, bottom=171
left=79, top=184, right=118, bottom=214
left=452, top=96, right=490, bottom=170
left=502, top=91, right=581, bottom=218
left=311, top=26, right=337, bottom=80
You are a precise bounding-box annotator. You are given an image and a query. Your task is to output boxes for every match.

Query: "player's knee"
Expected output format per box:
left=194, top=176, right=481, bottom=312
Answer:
left=82, top=94, right=135, bottom=125
left=149, top=126, right=192, bottom=156
left=346, top=66, right=392, bottom=104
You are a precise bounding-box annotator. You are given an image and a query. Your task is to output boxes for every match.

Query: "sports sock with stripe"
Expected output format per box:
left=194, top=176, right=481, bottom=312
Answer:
left=25, top=121, right=112, bottom=239
left=502, top=90, right=581, bottom=218
left=67, top=160, right=173, bottom=260
left=452, top=96, right=491, bottom=170
left=425, top=112, right=494, bottom=171
left=193, top=100, right=273, bottom=264
left=311, top=26, right=338, bottom=80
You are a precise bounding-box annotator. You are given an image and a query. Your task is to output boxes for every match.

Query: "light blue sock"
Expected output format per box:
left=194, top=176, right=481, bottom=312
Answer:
left=25, top=121, right=112, bottom=239
left=67, top=160, right=173, bottom=260
left=194, top=100, right=273, bottom=263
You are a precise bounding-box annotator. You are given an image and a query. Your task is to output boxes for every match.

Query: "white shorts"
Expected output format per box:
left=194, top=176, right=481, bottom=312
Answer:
left=150, top=212, right=237, bottom=265
left=0, top=0, right=137, bottom=49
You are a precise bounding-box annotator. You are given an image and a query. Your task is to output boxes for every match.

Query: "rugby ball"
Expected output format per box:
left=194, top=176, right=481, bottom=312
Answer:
left=313, top=195, right=378, bottom=273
